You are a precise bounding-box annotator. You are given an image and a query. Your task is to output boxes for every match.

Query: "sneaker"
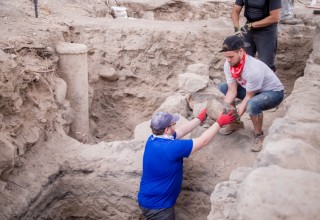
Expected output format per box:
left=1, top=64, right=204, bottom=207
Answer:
left=219, top=120, right=244, bottom=135
left=251, top=132, right=264, bottom=152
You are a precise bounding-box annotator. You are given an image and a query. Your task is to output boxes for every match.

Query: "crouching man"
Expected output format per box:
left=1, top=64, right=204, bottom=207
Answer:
left=218, top=35, right=284, bottom=152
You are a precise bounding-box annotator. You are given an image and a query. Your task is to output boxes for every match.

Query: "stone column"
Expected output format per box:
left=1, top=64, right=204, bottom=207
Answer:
left=313, top=26, right=320, bottom=65
left=56, top=42, right=89, bottom=143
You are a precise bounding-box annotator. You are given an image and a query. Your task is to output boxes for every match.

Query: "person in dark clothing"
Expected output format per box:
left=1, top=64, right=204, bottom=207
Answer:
left=232, top=0, right=282, bottom=72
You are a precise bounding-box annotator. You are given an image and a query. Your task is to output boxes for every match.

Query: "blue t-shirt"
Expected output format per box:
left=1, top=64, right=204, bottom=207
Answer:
left=138, top=133, right=193, bottom=209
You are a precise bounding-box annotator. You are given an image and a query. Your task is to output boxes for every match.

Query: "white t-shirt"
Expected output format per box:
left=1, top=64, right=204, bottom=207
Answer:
left=224, top=55, right=284, bottom=92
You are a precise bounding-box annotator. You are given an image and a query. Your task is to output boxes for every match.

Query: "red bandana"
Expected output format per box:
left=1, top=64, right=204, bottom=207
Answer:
left=230, top=53, right=246, bottom=79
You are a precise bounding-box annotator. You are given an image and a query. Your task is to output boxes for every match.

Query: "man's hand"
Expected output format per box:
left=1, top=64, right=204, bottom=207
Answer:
left=241, top=23, right=253, bottom=33
left=216, top=110, right=236, bottom=127
left=197, top=108, right=207, bottom=123
left=223, top=102, right=236, bottom=111
left=234, top=26, right=240, bottom=33
left=233, top=26, right=242, bottom=37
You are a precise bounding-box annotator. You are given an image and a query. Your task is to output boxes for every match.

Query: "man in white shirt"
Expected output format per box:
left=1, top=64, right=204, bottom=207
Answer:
left=218, top=35, right=284, bottom=152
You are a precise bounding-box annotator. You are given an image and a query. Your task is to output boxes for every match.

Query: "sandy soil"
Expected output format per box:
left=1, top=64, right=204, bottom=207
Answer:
left=0, top=0, right=319, bottom=219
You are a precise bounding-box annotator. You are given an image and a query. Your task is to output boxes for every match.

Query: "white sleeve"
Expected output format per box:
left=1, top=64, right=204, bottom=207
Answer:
left=224, top=61, right=235, bottom=84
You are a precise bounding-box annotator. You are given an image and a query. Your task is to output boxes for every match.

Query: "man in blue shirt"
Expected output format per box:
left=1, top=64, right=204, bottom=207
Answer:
left=138, top=109, right=236, bottom=219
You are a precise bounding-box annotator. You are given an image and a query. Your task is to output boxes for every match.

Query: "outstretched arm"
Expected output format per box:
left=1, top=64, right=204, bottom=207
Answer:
left=191, top=110, right=236, bottom=154
left=231, top=4, right=243, bottom=29
left=175, top=109, right=207, bottom=139
left=175, top=118, right=201, bottom=140
left=224, top=81, right=238, bottom=105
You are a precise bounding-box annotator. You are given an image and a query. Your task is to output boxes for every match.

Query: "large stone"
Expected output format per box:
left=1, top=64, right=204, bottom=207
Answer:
left=208, top=181, right=238, bottom=220
left=156, top=95, right=189, bottom=118
left=267, top=119, right=320, bottom=151
left=237, top=166, right=320, bottom=220
left=192, top=102, right=207, bottom=117
left=186, top=85, right=224, bottom=110
left=207, top=99, right=224, bottom=120
left=99, top=67, right=119, bottom=81
left=256, top=138, right=320, bottom=173
left=185, top=63, right=210, bottom=77
left=229, top=167, right=252, bottom=183
left=0, top=49, right=9, bottom=63
left=15, top=126, right=40, bottom=155
left=0, top=134, right=15, bottom=175
left=285, top=78, right=320, bottom=123
left=54, top=77, right=67, bottom=105
left=304, top=62, right=320, bottom=79
left=178, top=72, right=209, bottom=93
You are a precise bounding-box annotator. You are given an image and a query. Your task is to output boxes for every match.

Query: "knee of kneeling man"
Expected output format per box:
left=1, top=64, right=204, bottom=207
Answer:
left=217, top=82, right=228, bottom=94
left=246, top=100, right=255, bottom=113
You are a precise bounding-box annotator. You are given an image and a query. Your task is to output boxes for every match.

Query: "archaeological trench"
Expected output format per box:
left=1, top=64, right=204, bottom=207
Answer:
left=0, top=0, right=320, bottom=220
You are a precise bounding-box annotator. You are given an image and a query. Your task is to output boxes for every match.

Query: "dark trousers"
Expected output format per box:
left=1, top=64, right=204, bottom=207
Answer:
left=139, top=205, right=175, bottom=220
left=243, top=25, right=278, bottom=72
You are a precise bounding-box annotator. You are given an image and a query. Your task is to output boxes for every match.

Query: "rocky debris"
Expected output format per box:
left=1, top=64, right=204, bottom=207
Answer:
left=119, top=0, right=233, bottom=21
left=0, top=134, right=15, bottom=175
left=0, top=133, right=146, bottom=220
left=99, top=67, right=119, bottom=81
left=155, top=95, right=189, bottom=118
left=178, top=71, right=209, bottom=93
left=207, top=167, right=252, bottom=220
left=111, top=6, right=128, bottom=18
left=54, top=77, right=67, bottom=105
left=207, top=99, right=224, bottom=120
left=0, top=0, right=319, bottom=219
left=238, top=166, right=320, bottom=220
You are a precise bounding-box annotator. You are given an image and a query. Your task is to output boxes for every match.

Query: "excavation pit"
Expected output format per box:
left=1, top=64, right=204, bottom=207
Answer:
left=0, top=1, right=319, bottom=220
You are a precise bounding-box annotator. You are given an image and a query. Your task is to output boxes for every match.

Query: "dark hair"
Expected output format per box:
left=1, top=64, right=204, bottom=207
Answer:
left=150, top=125, right=165, bottom=135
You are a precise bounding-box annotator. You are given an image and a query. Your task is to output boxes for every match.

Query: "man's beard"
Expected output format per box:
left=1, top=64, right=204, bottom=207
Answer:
left=230, top=56, right=241, bottom=67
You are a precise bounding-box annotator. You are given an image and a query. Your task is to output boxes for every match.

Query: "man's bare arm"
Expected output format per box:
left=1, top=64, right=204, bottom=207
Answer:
left=231, top=5, right=243, bottom=28
left=251, top=9, right=281, bottom=28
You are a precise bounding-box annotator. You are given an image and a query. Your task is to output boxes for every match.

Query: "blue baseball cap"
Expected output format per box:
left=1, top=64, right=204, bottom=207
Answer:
left=151, top=112, right=179, bottom=130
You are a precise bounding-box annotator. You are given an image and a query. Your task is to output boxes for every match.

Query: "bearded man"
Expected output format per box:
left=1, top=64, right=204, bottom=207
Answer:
left=218, top=35, right=284, bottom=152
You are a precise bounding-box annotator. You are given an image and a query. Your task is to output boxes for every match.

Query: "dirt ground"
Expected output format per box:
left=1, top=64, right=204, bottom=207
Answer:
left=0, top=0, right=316, bottom=143
left=0, top=0, right=319, bottom=219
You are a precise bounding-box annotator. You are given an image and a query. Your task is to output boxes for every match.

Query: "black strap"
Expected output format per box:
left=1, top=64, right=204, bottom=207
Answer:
left=263, top=0, right=270, bottom=18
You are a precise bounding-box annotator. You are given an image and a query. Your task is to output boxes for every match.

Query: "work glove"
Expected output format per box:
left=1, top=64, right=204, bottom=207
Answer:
left=197, top=108, right=207, bottom=123
left=222, top=102, right=241, bottom=121
left=216, top=110, right=236, bottom=127
left=241, top=22, right=253, bottom=34
left=234, top=26, right=242, bottom=37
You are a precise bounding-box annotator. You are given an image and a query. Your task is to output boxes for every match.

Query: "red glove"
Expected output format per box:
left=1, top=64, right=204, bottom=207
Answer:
left=197, top=108, right=207, bottom=123
left=216, top=110, right=236, bottom=127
